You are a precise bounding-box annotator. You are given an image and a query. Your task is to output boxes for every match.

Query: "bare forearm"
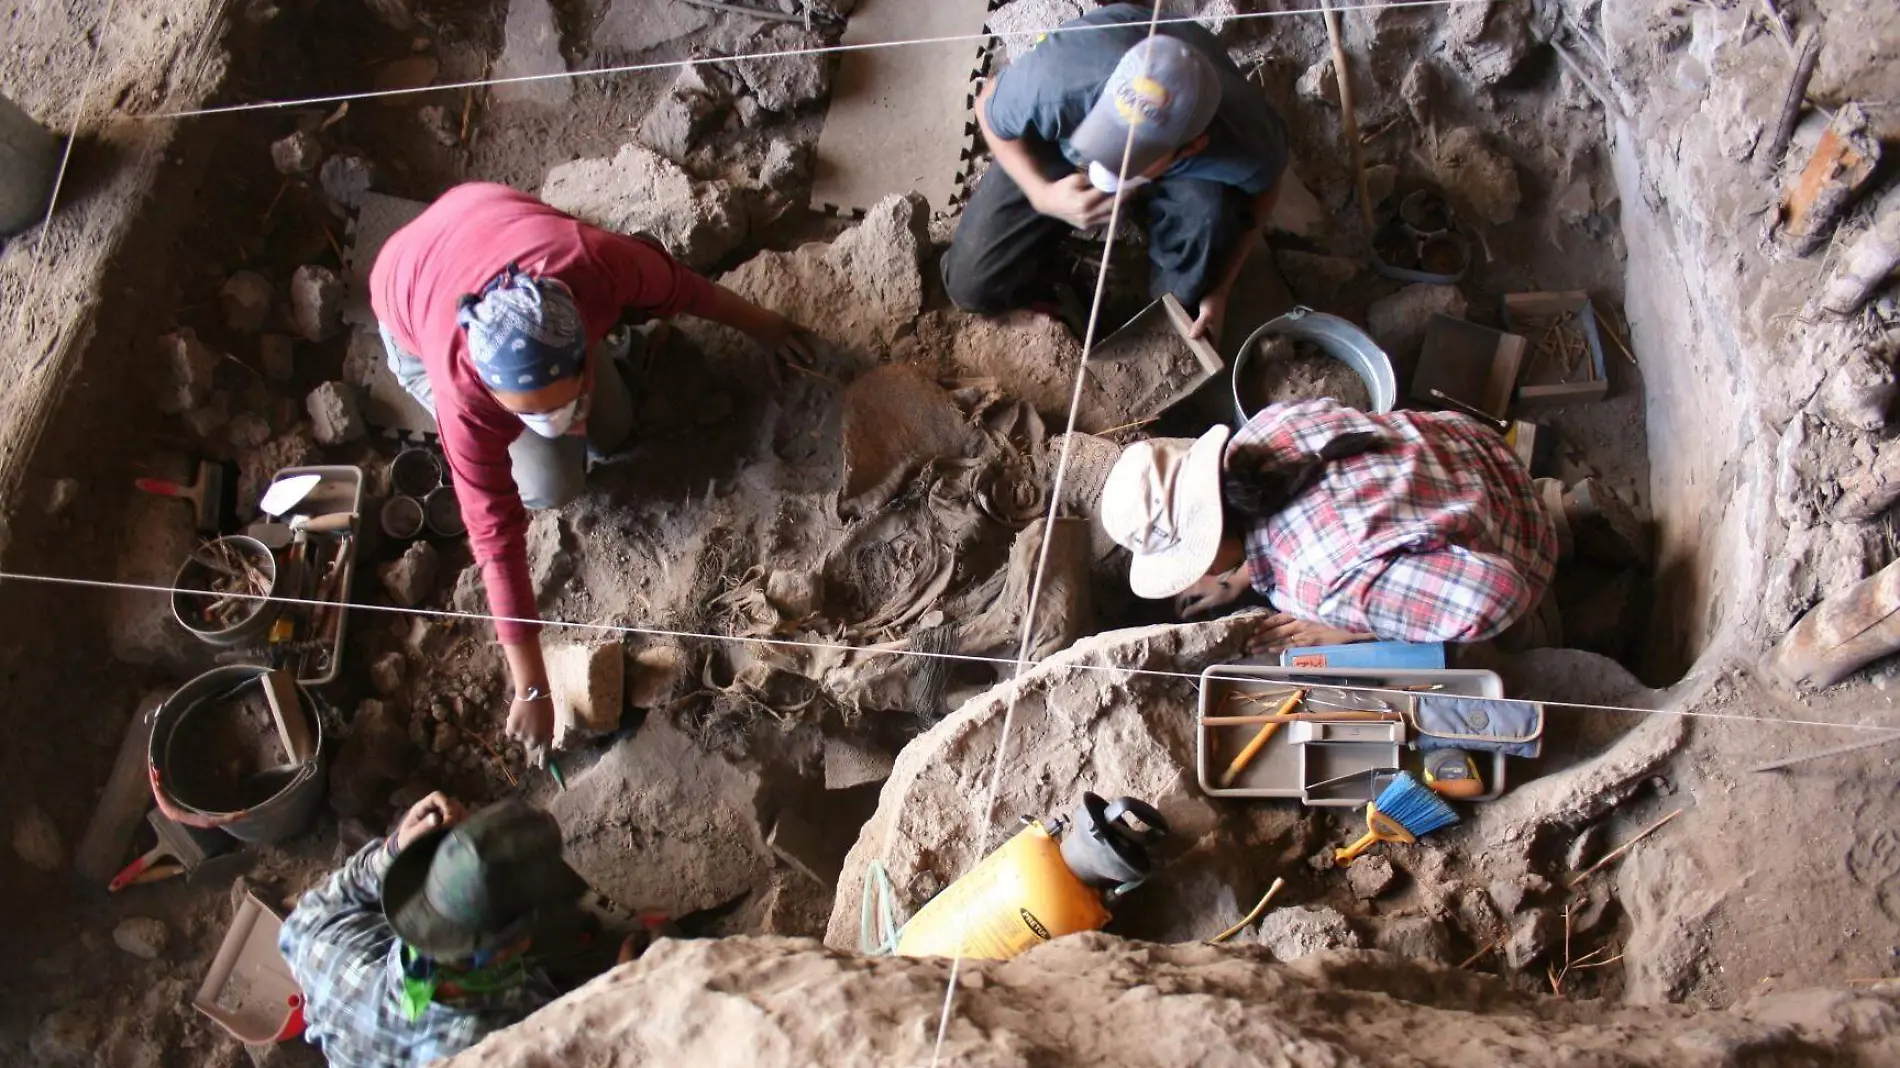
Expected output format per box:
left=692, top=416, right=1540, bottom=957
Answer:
left=502, top=638, right=549, bottom=698
left=694, top=283, right=780, bottom=336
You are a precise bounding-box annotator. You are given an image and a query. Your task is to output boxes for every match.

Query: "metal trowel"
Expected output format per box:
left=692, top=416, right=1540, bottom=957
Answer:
left=249, top=474, right=351, bottom=548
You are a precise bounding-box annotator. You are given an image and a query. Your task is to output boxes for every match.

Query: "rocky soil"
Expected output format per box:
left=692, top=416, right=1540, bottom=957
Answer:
left=442, top=934, right=1900, bottom=1067
left=2, top=0, right=1900, bottom=1064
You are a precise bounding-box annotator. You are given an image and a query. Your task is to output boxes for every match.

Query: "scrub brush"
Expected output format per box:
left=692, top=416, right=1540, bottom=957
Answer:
left=1334, top=771, right=1460, bottom=865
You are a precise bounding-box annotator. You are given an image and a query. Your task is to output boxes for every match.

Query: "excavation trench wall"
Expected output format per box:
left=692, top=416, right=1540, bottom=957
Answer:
left=1595, top=0, right=1900, bottom=676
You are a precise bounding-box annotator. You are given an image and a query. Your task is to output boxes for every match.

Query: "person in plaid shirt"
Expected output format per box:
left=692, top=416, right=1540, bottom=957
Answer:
left=1099, top=399, right=1557, bottom=652
left=279, top=794, right=607, bottom=1068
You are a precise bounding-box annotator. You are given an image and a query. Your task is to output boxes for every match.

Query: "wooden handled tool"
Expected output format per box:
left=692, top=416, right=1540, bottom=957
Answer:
left=1218, top=690, right=1303, bottom=788
left=1202, top=711, right=1402, bottom=726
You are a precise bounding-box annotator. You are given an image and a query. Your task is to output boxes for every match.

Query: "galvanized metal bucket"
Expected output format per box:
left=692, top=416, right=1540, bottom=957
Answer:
left=0, top=92, right=60, bottom=237
left=172, top=535, right=284, bottom=647
left=149, top=664, right=327, bottom=844
left=1231, top=307, right=1398, bottom=425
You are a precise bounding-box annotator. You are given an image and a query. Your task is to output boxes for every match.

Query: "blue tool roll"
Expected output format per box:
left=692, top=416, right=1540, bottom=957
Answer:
left=1408, top=695, right=1544, bottom=757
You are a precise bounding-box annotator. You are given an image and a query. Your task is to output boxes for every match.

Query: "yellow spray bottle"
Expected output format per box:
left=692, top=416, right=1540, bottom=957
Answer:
left=893, top=793, right=1169, bottom=961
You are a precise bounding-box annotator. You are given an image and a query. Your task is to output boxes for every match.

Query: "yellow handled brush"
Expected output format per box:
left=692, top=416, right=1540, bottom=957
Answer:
left=1334, top=772, right=1460, bottom=865
left=1218, top=690, right=1303, bottom=788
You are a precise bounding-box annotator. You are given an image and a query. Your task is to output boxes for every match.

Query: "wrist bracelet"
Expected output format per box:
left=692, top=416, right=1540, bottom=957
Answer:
left=519, top=685, right=551, bottom=703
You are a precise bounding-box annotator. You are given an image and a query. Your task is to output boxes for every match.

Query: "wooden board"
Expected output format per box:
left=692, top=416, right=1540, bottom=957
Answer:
left=809, top=0, right=991, bottom=215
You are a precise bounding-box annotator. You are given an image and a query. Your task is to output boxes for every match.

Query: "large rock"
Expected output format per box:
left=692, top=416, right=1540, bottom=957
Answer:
left=492, top=0, right=571, bottom=107
left=1432, top=127, right=1521, bottom=227
left=592, top=0, right=710, bottom=56
left=721, top=24, right=830, bottom=113
left=158, top=328, right=218, bottom=415
left=440, top=935, right=1900, bottom=1067
left=1257, top=905, right=1361, bottom=961
left=289, top=265, right=345, bottom=342
left=1440, top=0, right=1534, bottom=88
left=1367, top=283, right=1467, bottom=362
left=221, top=271, right=274, bottom=334
left=551, top=719, right=771, bottom=916
left=540, top=144, right=747, bottom=271
left=825, top=616, right=1263, bottom=950
left=637, top=66, right=730, bottom=164
left=112, top=917, right=169, bottom=959
left=378, top=539, right=439, bottom=607
left=306, top=381, right=366, bottom=445
left=700, top=193, right=927, bottom=363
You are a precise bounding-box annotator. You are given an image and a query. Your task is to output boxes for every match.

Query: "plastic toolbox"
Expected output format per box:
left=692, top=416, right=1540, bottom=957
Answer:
left=271, top=464, right=363, bottom=686
left=1197, top=664, right=1510, bottom=805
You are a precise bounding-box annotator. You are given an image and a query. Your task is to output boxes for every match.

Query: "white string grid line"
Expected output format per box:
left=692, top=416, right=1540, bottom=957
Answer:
left=145, top=0, right=1504, bottom=120
left=1, top=571, right=1894, bottom=735
left=924, top=0, right=1173, bottom=1055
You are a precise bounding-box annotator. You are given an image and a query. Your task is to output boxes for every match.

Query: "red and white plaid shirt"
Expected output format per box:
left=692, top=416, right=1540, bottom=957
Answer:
left=1235, top=400, right=1558, bottom=642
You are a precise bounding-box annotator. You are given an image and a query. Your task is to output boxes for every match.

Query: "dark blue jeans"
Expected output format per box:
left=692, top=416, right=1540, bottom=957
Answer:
left=940, top=144, right=1252, bottom=315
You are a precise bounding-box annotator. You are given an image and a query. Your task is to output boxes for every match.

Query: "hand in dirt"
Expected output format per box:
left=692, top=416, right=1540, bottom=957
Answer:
left=506, top=692, right=555, bottom=758
left=746, top=313, right=819, bottom=369
left=394, top=792, right=466, bottom=851
left=1189, top=290, right=1228, bottom=344
left=1245, top=612, right=1375, bottom=656
left=1033, top=173, right=1114, bottom=230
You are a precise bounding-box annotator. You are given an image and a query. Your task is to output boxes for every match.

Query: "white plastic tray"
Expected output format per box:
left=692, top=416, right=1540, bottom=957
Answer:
left=1197, top=664, right=1509, bottom=805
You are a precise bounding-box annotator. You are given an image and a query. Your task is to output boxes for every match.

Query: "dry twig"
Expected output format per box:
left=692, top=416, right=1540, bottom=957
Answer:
left=1568, top=808, right=1684, bottom=890
left=1458, top=937, right=1501, bottom=970
left=456, top=723, right=520, bottom=788
left=1594, top=302, right=1639, bottom=365
left=1205, top=877, right=1287, bottom=945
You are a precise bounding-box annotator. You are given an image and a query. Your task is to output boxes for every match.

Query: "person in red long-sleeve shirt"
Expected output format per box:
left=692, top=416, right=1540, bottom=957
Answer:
left=371, top=183, right=815, bottom=756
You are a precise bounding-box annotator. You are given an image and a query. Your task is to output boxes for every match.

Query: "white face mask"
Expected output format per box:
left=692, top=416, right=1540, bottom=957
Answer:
left=519, top=396, right=580, bottom=439
left=1087, top=160, right=1153, bottom=195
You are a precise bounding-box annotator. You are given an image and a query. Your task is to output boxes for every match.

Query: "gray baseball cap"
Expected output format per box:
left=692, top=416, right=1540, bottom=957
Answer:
left=1069, top=35, right=1222, bottom=184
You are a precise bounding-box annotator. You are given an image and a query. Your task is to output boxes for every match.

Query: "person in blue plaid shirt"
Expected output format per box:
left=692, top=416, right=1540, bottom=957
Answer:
left=1100, top=399, right=1558, bottom=653
left=279, top=794, right=601, bottom=1067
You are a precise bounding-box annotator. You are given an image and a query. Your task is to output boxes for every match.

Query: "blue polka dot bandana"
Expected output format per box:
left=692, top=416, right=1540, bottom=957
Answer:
left=456, top=264, right=586, bottom=393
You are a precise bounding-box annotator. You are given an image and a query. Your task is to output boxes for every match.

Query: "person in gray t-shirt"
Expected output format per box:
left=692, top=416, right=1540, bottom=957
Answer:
left=941, top=4, right=1291, bottom=345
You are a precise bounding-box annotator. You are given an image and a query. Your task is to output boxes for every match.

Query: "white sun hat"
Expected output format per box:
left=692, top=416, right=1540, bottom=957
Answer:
left=1099, top=425, right=1231, bottom=599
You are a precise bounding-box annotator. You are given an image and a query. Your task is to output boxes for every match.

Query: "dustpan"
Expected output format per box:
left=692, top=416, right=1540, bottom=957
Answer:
left=194, top=890, right=306, bottom=1044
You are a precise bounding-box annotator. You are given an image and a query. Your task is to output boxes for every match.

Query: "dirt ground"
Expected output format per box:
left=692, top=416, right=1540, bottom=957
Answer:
left=0, top=0, right=1898, bottom=1065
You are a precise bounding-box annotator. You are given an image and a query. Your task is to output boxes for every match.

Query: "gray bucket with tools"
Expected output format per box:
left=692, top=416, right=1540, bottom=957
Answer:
left=0, top=92, right=60, bottom=237
left=148, top=664, right=327, bottom=844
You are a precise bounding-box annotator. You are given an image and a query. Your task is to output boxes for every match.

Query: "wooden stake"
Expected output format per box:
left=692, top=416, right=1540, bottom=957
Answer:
left=1320, top=0, right=1375, bottom=234
left=1757, top=25, right=1822, bottom=179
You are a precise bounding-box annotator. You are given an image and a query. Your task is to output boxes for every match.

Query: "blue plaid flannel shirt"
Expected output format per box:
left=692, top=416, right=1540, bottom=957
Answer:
left=278, top=839, right=556, bottom=1068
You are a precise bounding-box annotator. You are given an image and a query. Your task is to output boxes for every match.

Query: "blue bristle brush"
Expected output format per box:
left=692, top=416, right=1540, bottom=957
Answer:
left=1334, top=771, right=1460, bottom=865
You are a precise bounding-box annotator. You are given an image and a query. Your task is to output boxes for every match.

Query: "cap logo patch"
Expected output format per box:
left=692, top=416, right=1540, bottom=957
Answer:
left=1114, top=75, right=1172, bottom=127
